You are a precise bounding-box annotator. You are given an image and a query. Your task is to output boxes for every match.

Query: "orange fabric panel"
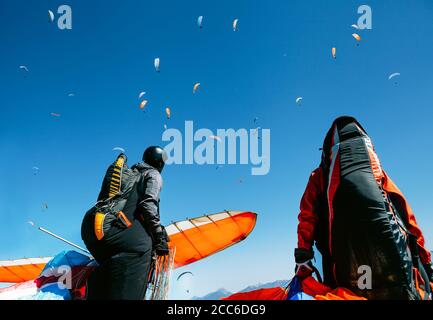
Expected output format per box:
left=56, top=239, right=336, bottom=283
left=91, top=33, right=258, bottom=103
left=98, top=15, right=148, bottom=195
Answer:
left=222, top=287, right=287, bottom=300
left=314, top=288, right=366, bottom=300
left=0, top=262, right=47, bottom=283
left=169, top=212, right=257, bottom=268
left=366, top=147, right=383, bottom=184
left=302, top=276, right=366, bottom=300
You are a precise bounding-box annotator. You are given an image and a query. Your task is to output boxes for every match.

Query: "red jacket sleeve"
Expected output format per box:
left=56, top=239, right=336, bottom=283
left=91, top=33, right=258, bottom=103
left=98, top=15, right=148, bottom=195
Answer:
left=382, top=171, right=431, bottom=264
left=297, top=167, right=325, bottom=250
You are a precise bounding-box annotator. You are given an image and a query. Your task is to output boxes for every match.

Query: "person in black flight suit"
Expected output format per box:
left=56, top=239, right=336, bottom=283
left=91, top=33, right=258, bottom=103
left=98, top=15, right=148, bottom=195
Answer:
left=86, top=146, right=169, bottom=300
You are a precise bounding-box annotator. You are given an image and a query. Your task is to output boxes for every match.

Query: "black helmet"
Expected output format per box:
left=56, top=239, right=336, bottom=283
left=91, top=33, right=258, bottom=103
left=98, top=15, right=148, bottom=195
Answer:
left=143, top=146, right=168, bottom=173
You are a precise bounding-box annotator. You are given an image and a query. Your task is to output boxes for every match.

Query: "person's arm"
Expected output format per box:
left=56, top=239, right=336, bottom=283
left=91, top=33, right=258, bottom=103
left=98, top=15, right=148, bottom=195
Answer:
left=297, top=167, right=323, bottom=251
left=295, top=167, right=324, bottom=277
left=137, top=169, right=169, bottom=255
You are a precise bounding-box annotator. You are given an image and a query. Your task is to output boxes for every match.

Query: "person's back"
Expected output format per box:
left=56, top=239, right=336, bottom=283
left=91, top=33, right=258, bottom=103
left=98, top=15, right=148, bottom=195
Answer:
left=81, top=146, right=169, bottom=300
left=295, top=116, right=432, bottom=300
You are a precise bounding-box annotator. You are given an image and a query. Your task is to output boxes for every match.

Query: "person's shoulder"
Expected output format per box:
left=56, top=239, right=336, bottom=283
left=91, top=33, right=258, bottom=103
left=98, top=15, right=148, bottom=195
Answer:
left=134, top=162, right=162, bottom=181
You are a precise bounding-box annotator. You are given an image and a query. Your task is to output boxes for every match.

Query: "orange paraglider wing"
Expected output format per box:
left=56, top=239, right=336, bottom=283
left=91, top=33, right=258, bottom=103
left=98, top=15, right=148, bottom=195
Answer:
left=166, top=211, right=257, bottom=268
left=0, top=257, right=52, bottom=283
left=0, top=211, right=257, bottom=283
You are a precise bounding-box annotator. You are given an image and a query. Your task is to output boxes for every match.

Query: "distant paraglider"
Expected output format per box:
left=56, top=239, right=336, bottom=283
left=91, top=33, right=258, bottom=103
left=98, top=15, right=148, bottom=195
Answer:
left=139, top=100, right=148, bottom=110
left=177, top=272, right=193, bottom=281
left=19, top=65, right=29, bottom=77
left=197, top=16, right=203, bottom=29
left=252, top=127, right=261, bottom=140
left=388, top=72, right=401, bottom=85
left=138, top=91, right=146, bottom=99
left=351, top=24, right=359, bottom=30
left=50, top=113, right=61, bottom=117
left=233, top=18, right=239, bottom=31
left=332, top=47, right=337, bottom=59
left=27, top=221, right=35, bottom=227
left=209, top=135, right=222, bottom=142
left=165, top=107, right=171, bottom=119
left=32, top=167, right=40, bottom=176
left=112, top=147, right=125, bottom=153
left=177, top=271, right=194, bottom=294
left=67, top=92, right=75, bottom=97
left=154, top=58, right=160, bottom=72
left=388, top=72, right=401, bottom=80
left=193, top=82, right=201, bottom=94
left=48, top=10, right=55, bottom=23
left=352, top=33, right=361, bottom=42
left=296, top=97, right=303, bottom=105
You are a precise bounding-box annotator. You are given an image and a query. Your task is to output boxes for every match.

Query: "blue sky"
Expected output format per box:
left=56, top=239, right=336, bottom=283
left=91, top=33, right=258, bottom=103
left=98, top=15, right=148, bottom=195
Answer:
left=1, top=0, right=433, bottom=299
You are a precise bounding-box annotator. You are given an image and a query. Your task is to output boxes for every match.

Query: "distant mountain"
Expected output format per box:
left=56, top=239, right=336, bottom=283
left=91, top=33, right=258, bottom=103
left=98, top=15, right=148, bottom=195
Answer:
left=239, top=280, right=289, bottom=293
left=191, top=280, right=289, bottom=300
left=192, top=288, right=233, bottom=300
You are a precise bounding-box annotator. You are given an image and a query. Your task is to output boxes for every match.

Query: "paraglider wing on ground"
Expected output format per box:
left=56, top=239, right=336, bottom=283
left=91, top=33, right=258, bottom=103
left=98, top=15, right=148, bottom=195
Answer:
left=0, top=211, right=257, bottom=283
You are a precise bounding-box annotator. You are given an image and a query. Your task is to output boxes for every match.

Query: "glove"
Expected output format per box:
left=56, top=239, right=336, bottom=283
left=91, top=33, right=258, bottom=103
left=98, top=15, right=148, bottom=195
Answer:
left=153, top=226, right=170, bottom=256
left=294, top=248, right=314, bottom=279
left=154, top=239, right=169, bottom=256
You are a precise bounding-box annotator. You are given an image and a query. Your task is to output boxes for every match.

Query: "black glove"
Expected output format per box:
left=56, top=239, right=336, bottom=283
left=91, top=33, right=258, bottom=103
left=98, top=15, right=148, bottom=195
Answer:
left=153, top=226, right=170, bottom=256
left=154, top=239, right=169, bottom=256
left=294, top=248, right=314, bottom=279
left=294, top=248, right=314, bottom=264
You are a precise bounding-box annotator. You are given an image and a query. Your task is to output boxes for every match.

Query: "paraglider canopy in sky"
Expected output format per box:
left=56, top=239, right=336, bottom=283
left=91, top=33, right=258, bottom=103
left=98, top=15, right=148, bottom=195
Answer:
left=139, top=100, right=148, bottom=110
left=352, top=33, right=361, bottom=42
left=233, top=18, right=239, bottom=31
left=176, top=271, right=193, bottom=281
left=154, top=58, right=160, bottom=72
left=197, top=16, right=203, bottom=29
left=388, top=72, right=401, bottom=80
left=112, top=147, right=125, bottom=153
left=209, top=135, right=222, bottom=142
left=193, top=82, right=201, bottom=94
left=48, top=10, right=54, bottom=23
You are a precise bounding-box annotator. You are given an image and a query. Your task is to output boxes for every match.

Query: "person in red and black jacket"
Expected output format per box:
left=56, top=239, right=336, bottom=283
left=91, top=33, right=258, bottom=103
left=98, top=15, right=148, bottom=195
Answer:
left=295, top=116, right=432, bottom=300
